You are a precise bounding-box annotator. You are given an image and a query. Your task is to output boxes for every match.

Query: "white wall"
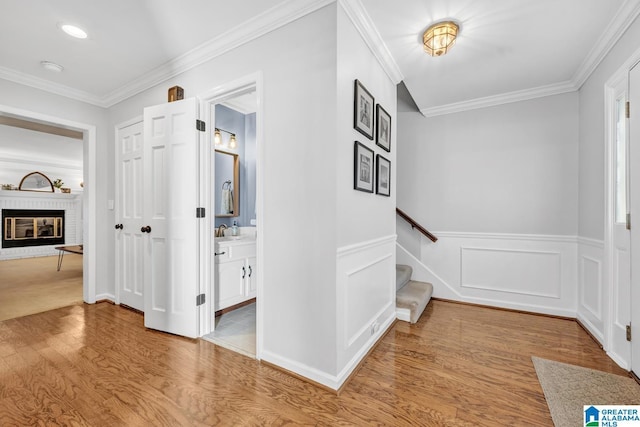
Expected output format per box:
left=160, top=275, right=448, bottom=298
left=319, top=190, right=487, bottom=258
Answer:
left=398, top=93, right=579, bottom=235
left=0, top=124, right=83, bottom=192
left=578, top=15, right=640, bottom=241
left=397, top=92, right=580, bottom=316
left=335, top=3, right=397, bottom=384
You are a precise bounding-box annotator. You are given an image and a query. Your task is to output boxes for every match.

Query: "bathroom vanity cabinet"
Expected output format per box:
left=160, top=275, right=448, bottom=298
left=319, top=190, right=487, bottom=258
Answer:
left=214, top=238, right=256, bottom=311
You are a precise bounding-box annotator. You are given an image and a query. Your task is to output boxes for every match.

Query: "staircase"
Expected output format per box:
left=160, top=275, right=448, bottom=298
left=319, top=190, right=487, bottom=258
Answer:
left=396, top=264, right=433, bottom=324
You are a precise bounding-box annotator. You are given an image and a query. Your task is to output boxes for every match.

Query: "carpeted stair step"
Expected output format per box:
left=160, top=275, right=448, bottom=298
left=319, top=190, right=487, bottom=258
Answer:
left=396, top=280, right=433, bottom=324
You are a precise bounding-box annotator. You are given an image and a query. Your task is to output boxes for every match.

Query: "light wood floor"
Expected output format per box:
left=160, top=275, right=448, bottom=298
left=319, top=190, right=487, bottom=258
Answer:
left=0, top=255, right=83, bottom=321
left=0, top=300, right=627, bottom=426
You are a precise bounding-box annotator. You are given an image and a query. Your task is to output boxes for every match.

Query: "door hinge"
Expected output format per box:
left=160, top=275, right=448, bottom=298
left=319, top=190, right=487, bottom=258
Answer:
left=627, top=213, right=631, bottom=230
left=196, top=293, right=206, bottom=306
left=627, top=324, right=632, bottom=342
left=196, top=207, right=206, bottom=218
left=196, top=119, right=206, bottom=132
left=626, top=101, right=630, bottom=119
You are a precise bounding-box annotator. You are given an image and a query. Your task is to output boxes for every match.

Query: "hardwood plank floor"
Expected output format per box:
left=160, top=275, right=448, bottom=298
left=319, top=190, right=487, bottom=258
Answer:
left=0, top=300, right=628, bottom=426
left=0, top=255, right=83, bottom=321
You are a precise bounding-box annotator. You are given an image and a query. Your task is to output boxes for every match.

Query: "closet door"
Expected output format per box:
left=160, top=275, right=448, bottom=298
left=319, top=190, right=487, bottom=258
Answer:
left=143, top=98, right=201, bottom=338
left=115, top=120, right=145, bottom=312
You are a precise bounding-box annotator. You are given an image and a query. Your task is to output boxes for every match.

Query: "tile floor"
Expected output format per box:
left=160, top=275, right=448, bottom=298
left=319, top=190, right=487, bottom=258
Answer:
left=202, top=303, right=256, bottom=358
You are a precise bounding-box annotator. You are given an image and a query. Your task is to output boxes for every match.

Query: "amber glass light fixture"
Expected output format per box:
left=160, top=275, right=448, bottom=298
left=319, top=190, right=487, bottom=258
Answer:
left=423, top=21, right=459, bottom=57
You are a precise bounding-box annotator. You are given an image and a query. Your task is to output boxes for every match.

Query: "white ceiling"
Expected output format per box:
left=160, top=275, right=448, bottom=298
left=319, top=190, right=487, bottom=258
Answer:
left=1, top=0, right=638, bottom=114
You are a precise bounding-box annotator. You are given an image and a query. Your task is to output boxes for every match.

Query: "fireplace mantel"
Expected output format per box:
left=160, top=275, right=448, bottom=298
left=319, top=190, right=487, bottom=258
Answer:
left=0, top=190, right=82, bottom=200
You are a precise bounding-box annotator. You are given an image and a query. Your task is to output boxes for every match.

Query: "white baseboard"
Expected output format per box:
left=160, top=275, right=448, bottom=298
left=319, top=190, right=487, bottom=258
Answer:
left=261, top=310, right=395, bottom=391
left=94, top=293, right=115, bottom=303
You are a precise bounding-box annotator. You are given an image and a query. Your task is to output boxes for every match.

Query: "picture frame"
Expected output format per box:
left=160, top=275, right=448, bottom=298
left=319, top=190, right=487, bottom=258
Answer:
left=376, top=105, right=391, bottom=152
left=353, top=80, right=375, bottom=140
left=354, top=141, right=374, bottom=193
left=376, top=154, right=391, bottom=197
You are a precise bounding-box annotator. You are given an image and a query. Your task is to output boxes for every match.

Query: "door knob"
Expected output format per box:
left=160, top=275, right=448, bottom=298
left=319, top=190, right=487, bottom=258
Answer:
left=141, top=226, right=151, bottom=233
left=115, top=224, right=123, bottom=230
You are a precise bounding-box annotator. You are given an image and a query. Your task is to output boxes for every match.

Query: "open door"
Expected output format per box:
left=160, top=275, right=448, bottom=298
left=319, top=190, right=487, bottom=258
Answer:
left=630, top=62, right=640, bottom=377
left=143, top=98, right=201, bottom=338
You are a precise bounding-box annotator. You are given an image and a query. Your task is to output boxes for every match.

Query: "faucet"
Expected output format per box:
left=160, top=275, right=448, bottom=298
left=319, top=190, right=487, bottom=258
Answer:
left=216, top=224, right=227, bottom=237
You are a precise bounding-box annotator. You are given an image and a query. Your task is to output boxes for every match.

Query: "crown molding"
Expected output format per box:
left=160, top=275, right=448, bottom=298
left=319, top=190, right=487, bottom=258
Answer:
left=419, top=81, right=577, bottom=117
left=101, top=0, right=335, bottom=107
left=0, top=0, right=334, bottom=108
left=0, top=66, right=106, bottom=107
left=339, top=0, right=404, bottom=84
left=572, top=0, right=640, bottom=89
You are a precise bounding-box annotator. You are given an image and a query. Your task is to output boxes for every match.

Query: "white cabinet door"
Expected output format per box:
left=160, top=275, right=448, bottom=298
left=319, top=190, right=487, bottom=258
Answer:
left=215, top=259, right=246, bottom=310
left=115, top=120, right=145, bottom=312
left=143, top=98, right=200, bottom=338
left=246, top=256, right=257, bottom=298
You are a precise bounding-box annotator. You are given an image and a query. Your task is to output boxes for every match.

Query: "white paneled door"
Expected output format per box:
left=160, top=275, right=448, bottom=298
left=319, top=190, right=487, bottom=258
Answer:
left=116, top=120, right=145, bottom=312
left=630, top=62, right=640, bottom=377
left=610, top=79, right=632, bottom=367
left=143, top=98, right=201, bottom=338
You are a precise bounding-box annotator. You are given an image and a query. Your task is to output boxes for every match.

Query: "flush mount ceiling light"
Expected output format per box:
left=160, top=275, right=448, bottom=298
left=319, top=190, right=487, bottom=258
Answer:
left=423, top=21, right=459, bottom=57
left=61, top=24, right=88, bottom=39
left=40, top=61, right=64, bottom=72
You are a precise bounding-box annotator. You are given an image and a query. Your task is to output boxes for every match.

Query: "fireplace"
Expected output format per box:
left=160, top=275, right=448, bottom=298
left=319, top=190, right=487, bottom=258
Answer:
left=2, top=209, right=65, bottom=248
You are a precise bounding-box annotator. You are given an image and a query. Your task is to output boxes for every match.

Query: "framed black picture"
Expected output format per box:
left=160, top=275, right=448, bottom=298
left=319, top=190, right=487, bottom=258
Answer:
left=376, top=105, right=391, bottom=152
left=376, top=154, right=391, bottom=196
left=354, top=141, right=374, bottom=193
left=353, top=80, right=374, bottom=140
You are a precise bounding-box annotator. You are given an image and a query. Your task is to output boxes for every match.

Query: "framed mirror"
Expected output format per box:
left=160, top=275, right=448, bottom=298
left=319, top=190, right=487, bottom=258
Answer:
left=215, top=150, right=239, bottom=217
left=18, top=171, right=54, bottom=192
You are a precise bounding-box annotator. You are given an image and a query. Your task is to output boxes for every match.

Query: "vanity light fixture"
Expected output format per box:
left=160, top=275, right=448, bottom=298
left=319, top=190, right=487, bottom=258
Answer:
left=214, top=128, right=237, bottom=149
left=61, top=24, right=88, bottom=39
left=423, top=21, right=459, bottom=57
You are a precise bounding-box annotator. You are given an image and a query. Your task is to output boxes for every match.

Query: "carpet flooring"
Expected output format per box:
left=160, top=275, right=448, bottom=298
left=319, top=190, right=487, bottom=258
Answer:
left=532, top=356, right=640, bottom=427
left=0, top=255, right=83, bottom=321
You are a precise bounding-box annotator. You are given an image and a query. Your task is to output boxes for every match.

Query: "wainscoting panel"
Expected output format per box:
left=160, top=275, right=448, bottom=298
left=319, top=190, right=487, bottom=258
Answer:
left=413, top=232, right=578, bottom=317
left=336, top=235, right=396, bottom=387
left=461, top=247, right=561, bottom=298
left=576, top=238, right=605, bottom=346
left=580, top=255, right=602, bottom=319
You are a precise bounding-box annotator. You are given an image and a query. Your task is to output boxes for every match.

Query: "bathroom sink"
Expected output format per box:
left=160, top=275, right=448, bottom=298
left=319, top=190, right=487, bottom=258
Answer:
left=217, top=235, right=244, bottom=241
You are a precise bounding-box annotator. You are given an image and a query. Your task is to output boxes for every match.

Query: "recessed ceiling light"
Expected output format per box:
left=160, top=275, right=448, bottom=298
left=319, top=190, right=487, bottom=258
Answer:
left=40, top=61, right=64, bottom=73
left=61, top=24, right=88, bottom=39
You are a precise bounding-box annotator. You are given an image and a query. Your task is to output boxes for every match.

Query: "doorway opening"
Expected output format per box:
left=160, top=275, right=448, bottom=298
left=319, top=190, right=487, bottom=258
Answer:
left=199, top=74, right=262, bottom=359
left=0, top=105, right=97, bottom=320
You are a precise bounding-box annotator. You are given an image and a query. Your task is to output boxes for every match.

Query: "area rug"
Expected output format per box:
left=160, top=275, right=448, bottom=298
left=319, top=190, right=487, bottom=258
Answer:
left=532, top=356, right=640, bottom=427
